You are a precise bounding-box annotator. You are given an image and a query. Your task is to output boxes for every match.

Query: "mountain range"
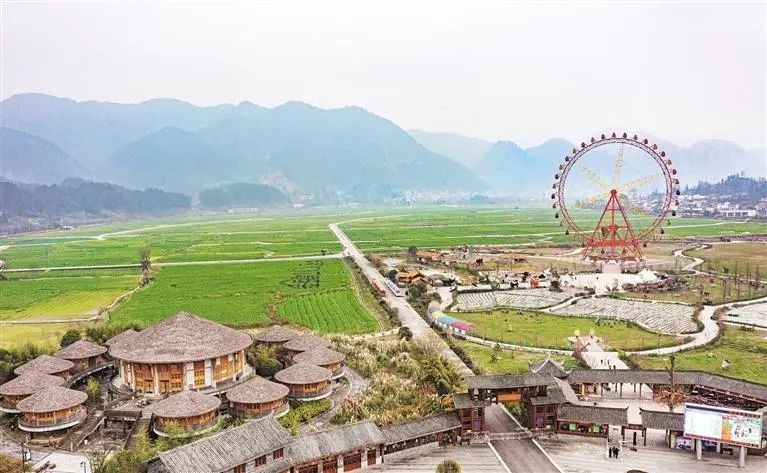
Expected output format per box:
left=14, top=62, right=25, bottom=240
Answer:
left=1, top=93, right=764, bottom=199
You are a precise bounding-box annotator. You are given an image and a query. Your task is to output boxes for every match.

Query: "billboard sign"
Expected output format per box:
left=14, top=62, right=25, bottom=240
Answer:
left=683, top=403, right=763, bottom=448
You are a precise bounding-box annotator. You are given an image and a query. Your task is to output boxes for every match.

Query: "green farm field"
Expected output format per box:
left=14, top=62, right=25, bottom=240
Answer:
left=0, top=322, right=95, bottom=349
left=340, top=208, right=766, bottom=252
left=455, top=310, right=680, bottom=352
left=109, top=259, right=380, bottom=334
left=632, top=327, right=767, bottom=385
left=689, top=242, right=767, bottom=278
left=0, top=271, right=136, bottom=320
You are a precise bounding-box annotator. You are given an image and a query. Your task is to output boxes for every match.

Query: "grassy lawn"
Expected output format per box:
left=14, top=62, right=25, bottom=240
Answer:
left=109, top=259, right=379, bottom=334
left=632, top=327, right=767, bottom=385
left=455, top=310, right=680, bottom=352
left=689, top=242, right=767, bottom=279
left=620, top=273, right=767, bottom=305
left=0, top=322, right=95, bottom=349
left=454, top=339, right=580, bottom=375
left=0, top=271, right=137, bottom=320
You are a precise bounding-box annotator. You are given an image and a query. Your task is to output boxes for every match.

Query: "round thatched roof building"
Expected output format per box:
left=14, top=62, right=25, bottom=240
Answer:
left=226, top=377, right=290, bottom=418
left=274, top=362, right=332, bottom=401
left=104, top=329, right=138, bottom=347
left=13, top=354, right=73, bottom=378
left=252, top=326, right=297, bottom=346
left=282, top=333, right=331, bottom=355
left=17, top=386, right=87, bottom=434
left=109, top=312, right=252, bottom=395
left=292, top=347, right=346, bottom=379
left=0, top=373, right=66, bottom=413
left=151, top=391, right=221, bottom=437
left=54, top=340, right=108, bottom=372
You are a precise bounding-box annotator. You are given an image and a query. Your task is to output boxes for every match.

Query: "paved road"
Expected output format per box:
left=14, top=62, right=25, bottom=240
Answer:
left=485, top=405, right=562, bottom=473
left=328, top=223, right=472, bottom=375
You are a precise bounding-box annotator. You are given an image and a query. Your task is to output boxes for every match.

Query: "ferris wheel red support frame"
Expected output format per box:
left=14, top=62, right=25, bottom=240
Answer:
left=551, top=133, right=680, bottom=262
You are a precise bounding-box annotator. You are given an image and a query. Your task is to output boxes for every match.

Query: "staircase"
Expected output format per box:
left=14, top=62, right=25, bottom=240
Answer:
left=58, top=411, right=104, bottom=451
left=126, top=416, right=152, bottom=450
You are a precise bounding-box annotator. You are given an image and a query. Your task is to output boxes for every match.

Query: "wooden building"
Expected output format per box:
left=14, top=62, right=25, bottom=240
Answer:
left=274, top=363, right=332, bottom=401
left=226, top=377, right=290, bottom=419
left=453, top=393, right=490, bottom=434
left=149, top=416, right=293, bottom=473
left=395, top=270, right=422, bottom=286
left=151, top=391, right=221, bottom=437
left=16, top=386, right=87, bottom=437
left=380, top=412, right=461, bottom=462
left=556, top=404, right=629, bottom=437
left=54, top=340, right=108, bottom=373
left=13, top=354, right=73, bottom=379
left=290, top=421, right=384, bottom=472
left=0, top=373, right=65, bottom=414
left=293, top=347, right=346, bottom=380
left=282, top=333, right=331, bottom=357
left=109, top=312, right=253, bottom=395
left=252, top=326, right=298, bottom=348
left=416, top=251, right=443, bottom=263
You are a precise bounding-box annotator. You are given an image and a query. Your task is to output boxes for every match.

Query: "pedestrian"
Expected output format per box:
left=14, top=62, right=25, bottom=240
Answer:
left=615, top=447, right=620, bottom=459
left=608, top=446, right=613, bottom=458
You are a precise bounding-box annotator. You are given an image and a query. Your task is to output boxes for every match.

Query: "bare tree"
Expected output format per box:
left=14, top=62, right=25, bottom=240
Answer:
left=658, top=355, right=687, bottom=412
left=138, top=245, right=154, bottom=287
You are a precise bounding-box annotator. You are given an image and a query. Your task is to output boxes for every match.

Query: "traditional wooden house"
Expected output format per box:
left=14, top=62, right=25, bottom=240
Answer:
left=54, top=340, right=108, bottom=373
left=148, top=416, right=293, bottom=473
left=274, top=363, right=332, bottom=401
left=380, top=412, right=461, bottom=462
left=0, top=373, right=66, bottom=414
left=453, top=393, right=490, bottom=434
left=226, top=377, right=290, bottom=419
left=395, top=270, right=422, bottom=286
left=151, top=391, right=221, bottom=437
left=639, top=408, right=684, bottom=448
left=528, top=357, right=571, bottom=378
left=555, top=404, right=629, bottom=437
left=13, top=354, right=73, bottom=379
left=282, top=334, right=331, bottom=357
left=292, top=347, right=346, bottom=380
left=109, top=312, right=253, bottom=395
left=252, top=326, right=298, bottom=348
left=16, top=386, right=87, bottom=437
left=104, top=329, right=138, bottom=347
left=289, top=421, right=385, bottom=472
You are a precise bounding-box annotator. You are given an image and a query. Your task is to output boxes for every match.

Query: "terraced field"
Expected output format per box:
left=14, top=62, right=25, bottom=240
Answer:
left=109, top=259, right=379, bottom=333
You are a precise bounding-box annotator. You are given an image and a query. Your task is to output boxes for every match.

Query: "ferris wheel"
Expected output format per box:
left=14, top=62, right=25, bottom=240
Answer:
left=551, top=132, right=681, bottom=261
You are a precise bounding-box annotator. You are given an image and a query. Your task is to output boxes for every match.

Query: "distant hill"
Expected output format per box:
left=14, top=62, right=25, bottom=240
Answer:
left=2, top=94, right=487, bottom=196
left=0, top=127, right=86, bottom=184
left=0, top=178, right=190, bottom=222
left=408, top=129, right=494, bottom=167
left=1, top=93, right=261, bottom=171
left=686, top=175, right=767, bottom=201
left=199, top=182, right=286, bottom=209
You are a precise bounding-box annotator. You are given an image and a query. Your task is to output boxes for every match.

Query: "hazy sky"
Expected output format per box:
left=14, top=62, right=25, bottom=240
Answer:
left=2, top=1, right=765, bottom=149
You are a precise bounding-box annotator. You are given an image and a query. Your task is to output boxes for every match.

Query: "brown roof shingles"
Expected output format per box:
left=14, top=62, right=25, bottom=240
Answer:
left=292, top=347, right=345, bottom=366
left=13, top=355, right=74, bottom=376
left=282, top=333, right=331, bottom=353
left=289, top=421, right=384, bottom=465
left=380, top=412, right=461, bottom=444
left=0, top=373, right=66, bottom=396
left=557, top=404, right=629, bottom=425
left=104, top=329, right=138, bottom=347
left=226, top=377, right=289, bottom=405
left=54, top=340, right=107, bottom=360
left=17, top=386, right=87, bottom=413
left=274, top=362, right=332, bottom=385
left=151, top=391, right=221, bottom=419
left=253, top=326, right=298, bottom=344
left=109, top=312, right=252, bottom=364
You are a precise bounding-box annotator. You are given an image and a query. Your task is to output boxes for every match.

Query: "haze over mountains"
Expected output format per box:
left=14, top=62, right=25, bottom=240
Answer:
left=1, top=93, right=764, bottom=200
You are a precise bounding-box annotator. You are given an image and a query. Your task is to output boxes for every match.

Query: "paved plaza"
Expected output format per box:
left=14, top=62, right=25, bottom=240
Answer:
left=452, top=288, right=576, bottom=312
left=538, top=435, right=767, bottom=473
left=552, top=297, right=698, bottom=334
left=374, top=444, right=506, bottom=472
left=725, top=302, right=767, bottom=328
